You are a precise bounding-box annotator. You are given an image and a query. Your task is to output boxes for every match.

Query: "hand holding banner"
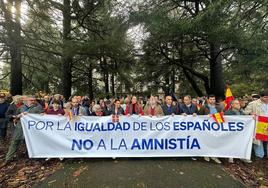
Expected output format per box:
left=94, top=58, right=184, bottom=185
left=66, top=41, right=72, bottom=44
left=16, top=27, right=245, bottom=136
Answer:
left=21, top=114, right=255, bottom=159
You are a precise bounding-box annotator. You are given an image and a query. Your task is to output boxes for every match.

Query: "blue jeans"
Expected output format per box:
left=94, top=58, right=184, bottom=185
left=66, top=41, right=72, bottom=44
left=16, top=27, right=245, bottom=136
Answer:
left=254, top=141, right=268, bottom=158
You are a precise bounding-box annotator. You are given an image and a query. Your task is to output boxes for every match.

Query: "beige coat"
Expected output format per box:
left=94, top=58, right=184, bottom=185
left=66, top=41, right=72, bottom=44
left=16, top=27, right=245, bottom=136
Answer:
left=144, top=104, right=164, bottom=116
left=244, top=99, right=266, bottom=116
left=244, top=99, right=267, bottom=144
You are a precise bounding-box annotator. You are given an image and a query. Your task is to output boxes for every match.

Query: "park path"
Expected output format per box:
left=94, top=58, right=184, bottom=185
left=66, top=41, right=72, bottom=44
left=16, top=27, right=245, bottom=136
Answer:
left=35, top=158, right=244, bottom=188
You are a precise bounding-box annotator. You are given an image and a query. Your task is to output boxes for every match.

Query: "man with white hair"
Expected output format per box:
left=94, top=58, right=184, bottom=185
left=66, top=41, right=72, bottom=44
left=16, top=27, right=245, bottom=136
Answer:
left=3, top=95, right=44, bottom=166
left=224, top=99, right=252, bottom=163
left=5, top=95, right=23, bottom=128
left=91, top=104, right=104, bottom=116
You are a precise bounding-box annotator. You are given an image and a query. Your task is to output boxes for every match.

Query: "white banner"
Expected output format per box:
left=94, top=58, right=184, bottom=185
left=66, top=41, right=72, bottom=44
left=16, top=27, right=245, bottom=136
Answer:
left=21, top=114, right=255, bottom=159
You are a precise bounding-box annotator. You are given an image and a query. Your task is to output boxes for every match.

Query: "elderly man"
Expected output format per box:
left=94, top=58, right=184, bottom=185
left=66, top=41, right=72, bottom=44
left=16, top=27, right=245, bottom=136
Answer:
left=5, top=95, right=23, bottom=132
left=224, top=99, right=252, bottom=163
left=0, top=93, right=9, bottom=142
left=244, top=89, right=268, bottom=159
left=144, top=95, right=164, bottom=116
left=161, top=95, right=178, bottom=115
left=225, top=99, right=244, bottom=115
left=3, top=96, right=44, bottom=166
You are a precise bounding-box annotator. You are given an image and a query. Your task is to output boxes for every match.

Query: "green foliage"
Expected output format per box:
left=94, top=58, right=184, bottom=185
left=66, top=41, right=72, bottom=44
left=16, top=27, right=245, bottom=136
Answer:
left=129, top=0, right=268, bottom=97
left=0, top=0, right=267, bottom=97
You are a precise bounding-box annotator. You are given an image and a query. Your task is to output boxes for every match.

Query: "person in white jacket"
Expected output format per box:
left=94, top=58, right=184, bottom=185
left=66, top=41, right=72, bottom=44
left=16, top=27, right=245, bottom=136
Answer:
left=244, top=89, right=268, bottom=159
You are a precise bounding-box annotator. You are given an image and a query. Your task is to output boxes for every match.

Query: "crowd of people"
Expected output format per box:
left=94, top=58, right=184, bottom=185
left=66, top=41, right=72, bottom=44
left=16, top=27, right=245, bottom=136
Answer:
left=0, top=89, right=267, bottom=167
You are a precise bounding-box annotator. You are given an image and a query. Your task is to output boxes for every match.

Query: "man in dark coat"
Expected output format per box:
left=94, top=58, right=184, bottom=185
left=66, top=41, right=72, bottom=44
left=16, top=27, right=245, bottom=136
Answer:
left=179, top=95, right=198, bottom=115
left=161, top=95, right=178, bottom=115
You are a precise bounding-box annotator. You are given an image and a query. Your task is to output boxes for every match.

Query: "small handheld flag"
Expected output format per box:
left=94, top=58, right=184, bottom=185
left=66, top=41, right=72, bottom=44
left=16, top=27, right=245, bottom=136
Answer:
left=68, top=111, right=73, bottom=121
left=255, top=116, right=268, bottom=141
left=212, top=112, right=225, bottom=123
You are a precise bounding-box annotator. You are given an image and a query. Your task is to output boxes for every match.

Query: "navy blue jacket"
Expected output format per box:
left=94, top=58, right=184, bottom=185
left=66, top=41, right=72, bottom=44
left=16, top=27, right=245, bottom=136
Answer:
left=0, top=102, right=9, bottom=118
left=161, top=104, right=179, bottom=115
left=179, top=103, right=198, bottom=115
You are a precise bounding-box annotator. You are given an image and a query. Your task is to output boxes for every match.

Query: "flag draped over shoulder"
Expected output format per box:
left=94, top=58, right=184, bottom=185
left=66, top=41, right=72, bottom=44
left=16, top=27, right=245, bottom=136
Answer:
left=255, top=116, right=268, bottom=141
left=224, top=86, right=234, bottom=111
left=212, top=112, right=225, bottom=123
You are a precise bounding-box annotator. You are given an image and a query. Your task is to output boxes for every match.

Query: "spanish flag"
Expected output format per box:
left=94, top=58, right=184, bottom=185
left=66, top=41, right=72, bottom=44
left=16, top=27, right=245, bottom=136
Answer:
left=224, top=85, right=234, bottom=111
left=255, top=116, right=268, bottom=141
left=212, top=112, right=225, bottom=123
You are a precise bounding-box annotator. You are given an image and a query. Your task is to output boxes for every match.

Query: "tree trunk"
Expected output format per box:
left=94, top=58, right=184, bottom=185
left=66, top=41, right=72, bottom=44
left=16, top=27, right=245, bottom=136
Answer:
left=87, top=63, right=93, bottom=100
left=104, top=72, right=109, bottom=94
left=171, top=69, right=175, bottom=93
left=111, top=61, right=116, bottom=96
left=2, top=0, right=23, bottom=95
left=44, top=80, right=50, bottom=93
left=183, top=69, right=204, bottom=97
left=164, top=75, right=170, bottom=96
left=62, top=0, right=72, bottom=100
left=103, top=57, right=109, bottom=94
left=177, top=35, right=206, bottom=96
left=111, top=72, right=115, bottom=96
left=209, top=42, right=224, bottom=99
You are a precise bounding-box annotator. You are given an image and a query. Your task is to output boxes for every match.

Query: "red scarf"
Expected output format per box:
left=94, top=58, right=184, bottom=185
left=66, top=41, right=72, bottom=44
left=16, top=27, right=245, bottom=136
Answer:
left=150, top=107, right=155, bottom=116
left=16, top=103, right=23, bottom=108
left=96, top=111, right=103, bottom=116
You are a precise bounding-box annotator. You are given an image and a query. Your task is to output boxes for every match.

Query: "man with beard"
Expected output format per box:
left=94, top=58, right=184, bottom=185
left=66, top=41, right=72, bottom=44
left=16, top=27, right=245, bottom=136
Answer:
left=199, top=94, right=223, bottom=164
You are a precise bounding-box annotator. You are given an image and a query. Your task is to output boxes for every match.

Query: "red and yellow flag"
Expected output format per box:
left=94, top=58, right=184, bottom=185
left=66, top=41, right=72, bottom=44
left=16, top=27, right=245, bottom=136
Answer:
left=224, top=86, right=234, bottom=111
left=212, top=112, right=225, bottom=123
left=68, top=111, right=73, bottom=121
left=255, top=116, right=268, bottom=141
